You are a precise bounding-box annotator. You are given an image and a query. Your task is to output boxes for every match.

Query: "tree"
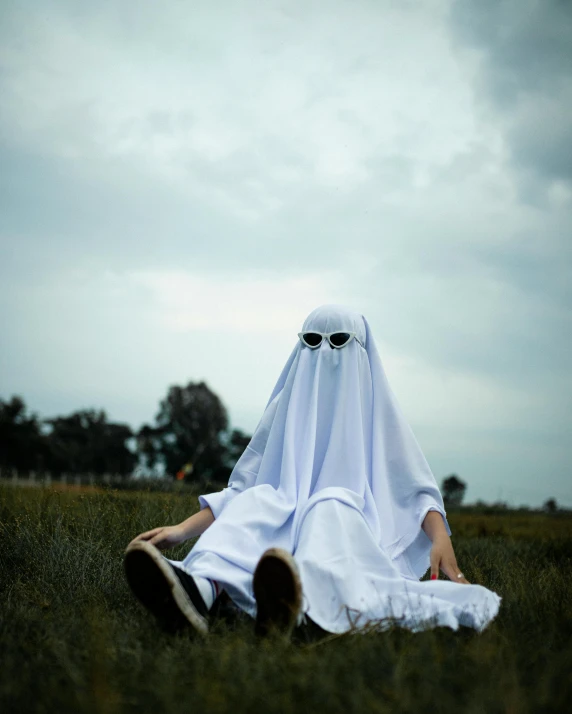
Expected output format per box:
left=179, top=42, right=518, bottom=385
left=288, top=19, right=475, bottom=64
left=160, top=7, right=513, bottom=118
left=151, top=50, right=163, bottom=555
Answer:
left=212, top=428, right=253, bottom=484
left=0, top=396, right=46, bottom=473
left=140, top=381, right=230, bottom=482
left=136, top=423, right=165, bottom=476
left=44, top=409, right=137, bottom=476
left=98, top=422, right=138, bottom=475
left=225, top=429, right=252, bottom=466
left=543, top=498, right=558, bottom=514
left=441, top=474, right=467, bottom=507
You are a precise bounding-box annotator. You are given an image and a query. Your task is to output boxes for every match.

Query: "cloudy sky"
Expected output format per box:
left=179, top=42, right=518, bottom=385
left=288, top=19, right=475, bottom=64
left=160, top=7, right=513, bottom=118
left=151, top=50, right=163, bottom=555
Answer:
left=1, top=0, right=570, bottom=506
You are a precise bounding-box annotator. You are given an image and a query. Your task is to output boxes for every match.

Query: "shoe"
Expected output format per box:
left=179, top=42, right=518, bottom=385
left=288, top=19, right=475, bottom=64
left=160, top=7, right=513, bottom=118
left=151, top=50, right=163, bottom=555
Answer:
left=124, top=540, right=209, bottom=635
left=253, top=547, right=303, bottom=637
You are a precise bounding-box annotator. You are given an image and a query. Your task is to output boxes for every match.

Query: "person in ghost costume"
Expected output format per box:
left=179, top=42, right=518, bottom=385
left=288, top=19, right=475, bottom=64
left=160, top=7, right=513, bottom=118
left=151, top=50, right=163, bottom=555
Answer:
left=124, top=304, right=502, bottom=639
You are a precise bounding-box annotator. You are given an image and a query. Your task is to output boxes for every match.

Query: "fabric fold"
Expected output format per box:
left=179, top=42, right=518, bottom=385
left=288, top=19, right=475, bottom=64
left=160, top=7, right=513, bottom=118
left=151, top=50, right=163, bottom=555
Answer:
left=171, top=304, right=501, bottom=634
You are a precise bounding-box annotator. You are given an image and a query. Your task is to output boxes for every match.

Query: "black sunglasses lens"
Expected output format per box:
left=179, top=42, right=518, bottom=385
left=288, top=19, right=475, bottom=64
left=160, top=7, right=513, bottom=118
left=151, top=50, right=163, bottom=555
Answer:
left=330, top=332, right=351, bottom=347
left=303, top=332, right=323, bottom=347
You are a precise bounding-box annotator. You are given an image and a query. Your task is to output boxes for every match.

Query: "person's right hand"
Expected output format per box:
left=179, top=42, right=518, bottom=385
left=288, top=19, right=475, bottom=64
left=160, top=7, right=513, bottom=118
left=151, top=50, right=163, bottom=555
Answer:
left=127, top=524, right=187, bottom=551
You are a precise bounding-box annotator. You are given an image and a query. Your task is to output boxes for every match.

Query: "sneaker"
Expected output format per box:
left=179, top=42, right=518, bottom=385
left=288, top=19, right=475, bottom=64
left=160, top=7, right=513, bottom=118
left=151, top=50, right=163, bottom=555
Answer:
left=253, top=547, right=303, bottom=637
left=124, top=540, right=209, bottom=635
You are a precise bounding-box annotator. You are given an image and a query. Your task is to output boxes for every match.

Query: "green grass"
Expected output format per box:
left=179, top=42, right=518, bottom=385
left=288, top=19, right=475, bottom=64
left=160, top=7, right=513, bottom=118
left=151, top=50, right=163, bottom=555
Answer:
left=1, top=484, right=571, bottom=714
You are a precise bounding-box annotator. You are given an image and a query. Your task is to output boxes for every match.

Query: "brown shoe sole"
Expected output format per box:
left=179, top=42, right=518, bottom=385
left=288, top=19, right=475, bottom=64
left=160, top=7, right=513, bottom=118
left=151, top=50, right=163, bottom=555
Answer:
left=253, top=547, right=303, bottom=637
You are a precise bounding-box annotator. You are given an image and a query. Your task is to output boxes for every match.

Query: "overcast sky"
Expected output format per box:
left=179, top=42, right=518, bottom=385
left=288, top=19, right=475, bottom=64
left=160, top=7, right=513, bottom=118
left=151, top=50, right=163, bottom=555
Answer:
left=1, top=0, right=570, bottom=506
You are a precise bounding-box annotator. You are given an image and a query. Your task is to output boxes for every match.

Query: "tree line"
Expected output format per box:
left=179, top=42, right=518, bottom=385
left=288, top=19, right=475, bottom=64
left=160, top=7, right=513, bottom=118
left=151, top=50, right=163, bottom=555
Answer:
left=0, top=382, right=471, bottom=500
left=0, top=381, right=251, bottom=485
left=5, top=388, right=559, bottom=511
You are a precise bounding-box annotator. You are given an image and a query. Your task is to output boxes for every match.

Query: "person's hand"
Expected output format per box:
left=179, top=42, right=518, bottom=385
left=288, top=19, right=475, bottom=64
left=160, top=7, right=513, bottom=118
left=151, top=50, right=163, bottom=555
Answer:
left=429, top=534, right=471, bottom=584
left=127, top=525, right=187, bottom=551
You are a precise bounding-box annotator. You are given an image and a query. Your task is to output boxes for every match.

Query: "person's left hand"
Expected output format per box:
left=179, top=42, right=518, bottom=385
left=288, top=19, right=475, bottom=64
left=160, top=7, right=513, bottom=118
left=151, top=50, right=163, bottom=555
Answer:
left=430, top=535, right=471, bottom=584
left=127, top=525, right=187, bottom=550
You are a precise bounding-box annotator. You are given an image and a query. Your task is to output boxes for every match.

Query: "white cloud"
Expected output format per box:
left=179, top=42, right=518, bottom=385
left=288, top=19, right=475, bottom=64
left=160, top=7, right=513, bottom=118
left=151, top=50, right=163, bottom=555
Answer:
left=0, top=0, right=570, bottom=505
left=0, top=0, right=483, bottom=220
left=107, top=267, right=350, bottom=333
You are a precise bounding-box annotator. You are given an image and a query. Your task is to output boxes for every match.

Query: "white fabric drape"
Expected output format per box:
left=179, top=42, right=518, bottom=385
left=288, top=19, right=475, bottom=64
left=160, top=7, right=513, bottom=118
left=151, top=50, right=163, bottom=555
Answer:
left=167, top=304, right=502, bottom=632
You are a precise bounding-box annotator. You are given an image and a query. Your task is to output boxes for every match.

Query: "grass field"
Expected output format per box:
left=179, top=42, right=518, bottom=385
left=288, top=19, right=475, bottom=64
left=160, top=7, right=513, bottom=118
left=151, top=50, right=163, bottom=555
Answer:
left=1, top=484, right=571, bottom=714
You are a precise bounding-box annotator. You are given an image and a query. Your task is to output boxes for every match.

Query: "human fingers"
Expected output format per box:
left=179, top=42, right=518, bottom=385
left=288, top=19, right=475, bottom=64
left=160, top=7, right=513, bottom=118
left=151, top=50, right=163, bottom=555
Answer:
left=150, top=525, right=185, bottom=550
left=149, top=526, right=180, bottom=550
left=128, top=527, right=163, bottom=547
left=442, top=558, right=471, bottom=584
left=149, top=530, right=172, bottom=550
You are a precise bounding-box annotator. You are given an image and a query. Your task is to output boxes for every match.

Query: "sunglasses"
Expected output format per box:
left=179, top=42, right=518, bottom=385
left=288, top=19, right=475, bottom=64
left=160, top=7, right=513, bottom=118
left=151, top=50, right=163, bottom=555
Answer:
left=298, top=331, right=365, bottom=350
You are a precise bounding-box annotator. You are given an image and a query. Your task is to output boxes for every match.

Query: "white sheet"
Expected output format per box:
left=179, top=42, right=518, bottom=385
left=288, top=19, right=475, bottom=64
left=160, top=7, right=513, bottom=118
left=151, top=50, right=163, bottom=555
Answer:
left=166, top=304, right=502, bottom=632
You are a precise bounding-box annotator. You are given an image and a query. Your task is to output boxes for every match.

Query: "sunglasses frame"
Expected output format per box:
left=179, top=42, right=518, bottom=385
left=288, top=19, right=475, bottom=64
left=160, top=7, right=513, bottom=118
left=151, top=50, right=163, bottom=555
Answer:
left=298, top=331, right=365, bottom=350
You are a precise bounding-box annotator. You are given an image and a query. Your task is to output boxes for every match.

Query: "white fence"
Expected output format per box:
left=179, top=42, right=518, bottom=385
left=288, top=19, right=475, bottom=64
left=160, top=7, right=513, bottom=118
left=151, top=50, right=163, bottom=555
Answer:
left=0, top=468, right=131, bottom=488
